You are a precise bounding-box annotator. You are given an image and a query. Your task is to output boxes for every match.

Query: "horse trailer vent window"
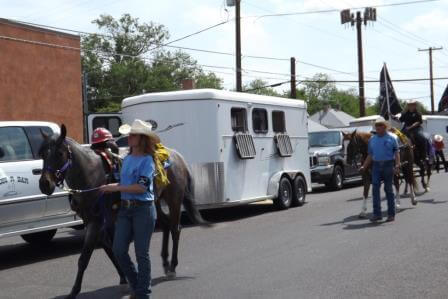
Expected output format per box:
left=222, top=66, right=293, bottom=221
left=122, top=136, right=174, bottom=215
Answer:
left=252, top=108, right=268, bottom=133
left=272, top=111, right=286, bottom=133
left=234, top=133, right=256, bottom=159
left=275, top=134, right=294, bottom=157
left=231, top=108, right=248, bottom=132
left=92, top=117, right=122, bottom=137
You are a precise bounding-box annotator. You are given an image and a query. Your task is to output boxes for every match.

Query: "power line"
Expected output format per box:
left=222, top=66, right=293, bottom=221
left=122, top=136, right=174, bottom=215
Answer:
left=247, top=0, right=440, bottom=18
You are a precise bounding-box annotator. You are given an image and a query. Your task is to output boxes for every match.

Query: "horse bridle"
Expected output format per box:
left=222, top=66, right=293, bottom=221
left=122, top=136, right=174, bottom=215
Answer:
left=44, top=142, right=73, bottom=188
left=349, top=135, right=367, bottom=168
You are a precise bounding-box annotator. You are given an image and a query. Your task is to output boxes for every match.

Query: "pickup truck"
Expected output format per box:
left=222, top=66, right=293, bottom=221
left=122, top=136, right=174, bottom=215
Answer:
left=0, top=121, right=82, bottom=244
left=308, top=128, right=365, bottom=190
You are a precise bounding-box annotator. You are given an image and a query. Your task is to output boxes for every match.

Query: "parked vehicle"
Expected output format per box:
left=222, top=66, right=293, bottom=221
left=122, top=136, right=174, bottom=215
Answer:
left=89, top=89, right=311, bottom=210
left=309, top=127, right=371, bottom=190
left=0, top=121, right=82, bottom=244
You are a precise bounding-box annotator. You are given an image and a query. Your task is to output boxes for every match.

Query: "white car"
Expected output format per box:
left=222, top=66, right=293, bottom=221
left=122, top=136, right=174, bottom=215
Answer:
left=0, top=121, right=82, bottom=244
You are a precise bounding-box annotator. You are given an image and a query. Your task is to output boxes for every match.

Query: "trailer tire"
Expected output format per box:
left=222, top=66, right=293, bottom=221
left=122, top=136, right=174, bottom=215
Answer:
left=21, top=229, right=57, bottom=245
left=274, top=177, right=292, bottom=210
left=292, top=175, right=307, bottom=207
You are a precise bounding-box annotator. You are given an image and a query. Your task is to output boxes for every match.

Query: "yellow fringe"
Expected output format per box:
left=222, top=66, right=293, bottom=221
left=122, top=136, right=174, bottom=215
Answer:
left=154, top=143, right=170, bottom=189
left=389, top=127, right=408, bottom=144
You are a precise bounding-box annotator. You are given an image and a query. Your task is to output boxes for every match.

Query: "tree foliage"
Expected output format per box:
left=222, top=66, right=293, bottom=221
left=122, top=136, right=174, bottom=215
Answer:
left=82, top=14, right=223, bottom=112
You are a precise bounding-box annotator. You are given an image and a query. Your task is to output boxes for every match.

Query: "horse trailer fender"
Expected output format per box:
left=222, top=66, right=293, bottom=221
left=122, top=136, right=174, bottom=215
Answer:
left=267, top=171, right=292, bottom=197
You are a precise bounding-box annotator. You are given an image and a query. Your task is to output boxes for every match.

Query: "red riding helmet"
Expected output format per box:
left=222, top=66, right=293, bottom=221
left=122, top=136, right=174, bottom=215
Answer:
left=91, top=127, right=113, bottom=144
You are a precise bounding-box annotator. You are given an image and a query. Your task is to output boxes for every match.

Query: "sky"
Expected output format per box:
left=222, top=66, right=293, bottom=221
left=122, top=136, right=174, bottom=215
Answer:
left=2, top=0, right=448, bottom=111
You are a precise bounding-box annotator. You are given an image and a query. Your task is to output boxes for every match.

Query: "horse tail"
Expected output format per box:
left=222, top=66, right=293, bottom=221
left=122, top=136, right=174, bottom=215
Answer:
left=182, top=170, right=212, bottom=227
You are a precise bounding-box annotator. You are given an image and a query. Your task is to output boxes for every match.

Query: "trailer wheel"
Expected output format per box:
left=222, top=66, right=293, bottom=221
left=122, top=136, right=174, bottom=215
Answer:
left=292, top=175, right=307, bottom=207
left=274, top=177, right=292, bottom=210
left=21, top=229, right=57, bottom=245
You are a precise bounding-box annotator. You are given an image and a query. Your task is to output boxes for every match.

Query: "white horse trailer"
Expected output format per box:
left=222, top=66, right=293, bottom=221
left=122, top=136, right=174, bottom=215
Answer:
left=422, top=115, right=448, bottom=155
left=96, top=89, right=311, bottom=210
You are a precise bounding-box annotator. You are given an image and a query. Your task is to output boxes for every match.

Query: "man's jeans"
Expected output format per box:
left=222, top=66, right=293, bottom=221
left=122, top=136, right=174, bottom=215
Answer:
left=113, top=202, right=156, bottom=299
left=372, top=160, right=395, bottom=218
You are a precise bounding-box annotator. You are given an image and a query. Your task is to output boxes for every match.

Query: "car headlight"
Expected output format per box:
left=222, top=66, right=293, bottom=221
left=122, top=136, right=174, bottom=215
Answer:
left=317, top=156, right=331, bottom=166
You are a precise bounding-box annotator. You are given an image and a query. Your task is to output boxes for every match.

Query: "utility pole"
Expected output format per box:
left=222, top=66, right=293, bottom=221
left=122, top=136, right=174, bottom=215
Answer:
left=235, top=0, right=242, bottom=92
left=82, top=72, right=89, bottom=144
left=340, top=7, right=376, bottom=117
left=290, top=57, right=296, bottom=99
left=419, top=46, right=443, bottom=114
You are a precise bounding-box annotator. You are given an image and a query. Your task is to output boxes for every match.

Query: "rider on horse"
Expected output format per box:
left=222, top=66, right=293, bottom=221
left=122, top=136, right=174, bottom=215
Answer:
left=392, top=99, right=427, bottom=159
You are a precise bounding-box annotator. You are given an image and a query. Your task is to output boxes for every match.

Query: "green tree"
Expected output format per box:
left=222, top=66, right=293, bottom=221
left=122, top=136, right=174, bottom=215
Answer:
left=82, top=14, right=223, bottom=112
left=243, top=79, right=283, bottom=97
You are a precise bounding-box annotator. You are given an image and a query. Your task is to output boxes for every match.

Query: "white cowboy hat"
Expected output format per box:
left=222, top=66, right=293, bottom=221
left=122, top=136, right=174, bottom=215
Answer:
left=434, top=134, right=443, bottom=142
left=119, top=119, right=158, bottom=138
left=407, top=99, right=418, bottom=105
left=374, top=116, right=388, bottom=126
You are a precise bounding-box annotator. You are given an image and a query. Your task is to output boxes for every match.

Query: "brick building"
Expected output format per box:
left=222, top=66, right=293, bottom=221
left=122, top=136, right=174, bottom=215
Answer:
left=0, top=19, right=83, bottom=141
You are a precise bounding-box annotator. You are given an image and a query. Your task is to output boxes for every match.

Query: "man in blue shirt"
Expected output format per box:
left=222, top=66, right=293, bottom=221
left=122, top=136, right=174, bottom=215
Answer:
left=360, top=117, right=400, bottom=222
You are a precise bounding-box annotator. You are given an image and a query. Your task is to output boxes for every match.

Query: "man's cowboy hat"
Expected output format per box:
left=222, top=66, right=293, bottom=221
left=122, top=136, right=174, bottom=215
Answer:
left=434, top=134, right=443, bottom=142
left=374, top=116, right=389, bottom=126
left=407, top=99, right=418, bottom=105
left=119, top=119, right=158, bottom=139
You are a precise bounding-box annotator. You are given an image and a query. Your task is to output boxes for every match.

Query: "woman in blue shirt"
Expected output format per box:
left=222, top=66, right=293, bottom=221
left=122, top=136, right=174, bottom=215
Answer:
left=100, top=119, right=158, bottom=299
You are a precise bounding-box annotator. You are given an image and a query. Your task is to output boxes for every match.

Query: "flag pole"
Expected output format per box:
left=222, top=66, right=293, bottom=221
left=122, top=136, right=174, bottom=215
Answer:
left=384, top=62, right=391, bottom=119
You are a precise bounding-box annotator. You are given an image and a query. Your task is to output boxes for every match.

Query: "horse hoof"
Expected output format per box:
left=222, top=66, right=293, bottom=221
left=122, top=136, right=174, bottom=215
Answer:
left=412, top=200, right=418, bottom=206
left=166, top=271, right=176, bottom=279
left=425, top=187, right=430, bottom=192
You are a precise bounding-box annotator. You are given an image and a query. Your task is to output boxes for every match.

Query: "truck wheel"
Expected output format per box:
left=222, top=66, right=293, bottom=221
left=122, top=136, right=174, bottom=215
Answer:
left=330, top=166, right=344, bottom=190
left=292, top=176, right=307, bottom=207
left=274, top=177, right=292, bottom=210
left=21, top=229, right=57, bottom=245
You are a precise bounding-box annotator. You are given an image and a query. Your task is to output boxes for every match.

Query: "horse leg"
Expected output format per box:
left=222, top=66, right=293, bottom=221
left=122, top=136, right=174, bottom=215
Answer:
left=394, top=175, right=401, bottom=210
left=155, top=200, right=171, bottom=275
left=359, top=174, right=370, bottom=219
left=102, top=240, right=127, bottom=285
left=426, top=160, right=432, bottom=191
left=168, top=209, right=182, bottom=278
left=66, top=222, right=101, bottom=299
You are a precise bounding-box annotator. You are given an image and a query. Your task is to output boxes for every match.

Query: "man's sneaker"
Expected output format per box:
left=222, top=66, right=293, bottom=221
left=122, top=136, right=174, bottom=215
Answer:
left=386, top=216, right=395, bottom=222
left=370, top=215, right=382, bottom=222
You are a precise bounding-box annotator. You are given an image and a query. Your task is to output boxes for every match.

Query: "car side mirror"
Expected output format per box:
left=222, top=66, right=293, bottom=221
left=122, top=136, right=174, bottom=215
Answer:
left=0, top=147, right=4, bottom=159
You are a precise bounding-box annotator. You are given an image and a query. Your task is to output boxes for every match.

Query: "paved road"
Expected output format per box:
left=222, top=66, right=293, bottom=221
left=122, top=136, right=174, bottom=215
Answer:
left=2, top=173, right=448, bottom=299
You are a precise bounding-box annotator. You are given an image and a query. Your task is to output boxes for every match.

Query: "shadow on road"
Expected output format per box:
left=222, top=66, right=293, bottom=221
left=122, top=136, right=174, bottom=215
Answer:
left=51, top=276, right=195, bottom=299
left=311, top=181, right=362, bottom=194
left=0, top=203, right=281, bottom=270
left=0, top=230, right=84, bottom=271
left=418, top=198, right=447, bottom=204
left=320, top=208, right=414, bottom=230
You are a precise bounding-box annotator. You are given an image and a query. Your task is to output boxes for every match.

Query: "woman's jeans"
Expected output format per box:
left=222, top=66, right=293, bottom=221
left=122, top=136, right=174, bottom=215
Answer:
left=113, top=201, right=156, bottom=299
left=372, top=160, right=395, bottom=218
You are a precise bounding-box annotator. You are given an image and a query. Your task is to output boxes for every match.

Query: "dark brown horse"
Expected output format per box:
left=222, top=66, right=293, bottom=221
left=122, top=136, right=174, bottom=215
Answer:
left=343, top=130, right=417, bottom=218
left=38, top=125, right=209, bottom=298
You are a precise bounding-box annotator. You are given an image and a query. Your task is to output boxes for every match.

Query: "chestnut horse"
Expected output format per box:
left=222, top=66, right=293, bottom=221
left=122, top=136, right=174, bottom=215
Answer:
left=343, top=130, right=417, bottom=218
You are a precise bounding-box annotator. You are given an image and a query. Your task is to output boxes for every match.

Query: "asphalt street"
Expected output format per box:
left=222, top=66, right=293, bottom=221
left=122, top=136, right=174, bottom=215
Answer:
left=1, top=173, right=448, bottom=299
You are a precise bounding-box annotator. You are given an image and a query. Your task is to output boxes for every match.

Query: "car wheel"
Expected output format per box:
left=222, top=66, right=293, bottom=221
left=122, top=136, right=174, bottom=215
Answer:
left=292, top=175, right=307, bottom=207
left=274, top=177, right=292, bottom=210
left=21, top=229, right=57, bottom=245
left=330, top=165, right=344, bottom=190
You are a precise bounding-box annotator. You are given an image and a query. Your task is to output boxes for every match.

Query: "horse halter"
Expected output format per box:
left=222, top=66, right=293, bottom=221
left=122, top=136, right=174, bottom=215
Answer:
left=45, top=142, right=73, bottom=188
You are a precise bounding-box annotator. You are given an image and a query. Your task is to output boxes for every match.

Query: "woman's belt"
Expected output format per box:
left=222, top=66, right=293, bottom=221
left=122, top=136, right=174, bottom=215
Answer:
left=121, top=199, right=152, bottom=208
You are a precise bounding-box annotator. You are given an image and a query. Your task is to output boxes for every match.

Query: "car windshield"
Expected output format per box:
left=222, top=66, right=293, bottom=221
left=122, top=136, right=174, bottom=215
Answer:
left=309, top=131, right=341, bottom=147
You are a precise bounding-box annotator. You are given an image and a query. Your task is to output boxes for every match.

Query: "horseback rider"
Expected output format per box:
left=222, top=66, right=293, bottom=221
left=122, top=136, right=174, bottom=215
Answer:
left=392, top=99, right=427, bottom=158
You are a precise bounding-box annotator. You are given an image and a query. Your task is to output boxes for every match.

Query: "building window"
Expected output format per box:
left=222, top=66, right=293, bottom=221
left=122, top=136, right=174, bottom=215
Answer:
left=231, top=108, right=248, bottom=132
left=252, top=108, right=268, bottom=133
left=272, top=111, right=286, bottom=133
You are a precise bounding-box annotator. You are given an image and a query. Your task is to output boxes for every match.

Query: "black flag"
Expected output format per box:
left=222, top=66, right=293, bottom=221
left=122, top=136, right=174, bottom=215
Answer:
left=438, top=84, right=448, bottom=112
left=379, top=64, right=402, bottom=120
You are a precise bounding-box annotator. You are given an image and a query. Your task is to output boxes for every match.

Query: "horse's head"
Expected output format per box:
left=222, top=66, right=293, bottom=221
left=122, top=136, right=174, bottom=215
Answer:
left=39, top=124, right=71, bottom=195
left=346, top=130, right=360, bottom=166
